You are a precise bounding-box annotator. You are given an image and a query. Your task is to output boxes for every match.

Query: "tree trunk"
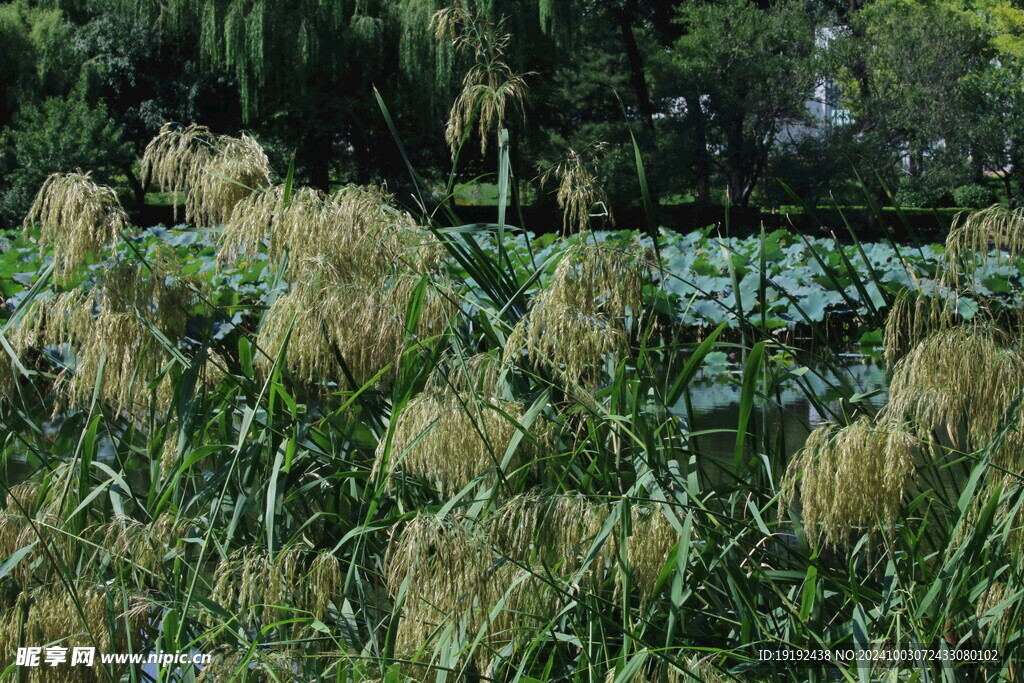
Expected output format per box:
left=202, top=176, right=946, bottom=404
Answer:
left=303, top=128, right=333, bottom=191
left=686, top=95, right=710, bottom=203
left=123, top=166, right=146, bottom=210
left=614, top=7, right=656, bottom=134
left=724, top=118, right=755, bottom=208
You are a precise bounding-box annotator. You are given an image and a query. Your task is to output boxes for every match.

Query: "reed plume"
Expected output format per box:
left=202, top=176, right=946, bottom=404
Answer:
left=427, top=351, right=508, bottom=397
left=488, top=491, right=612, bottom=577
left=488, top=493, right=682, bottom=599
left=378, top=391, right=541, bottom=496
left=885, top=206, right=1024, bottom=366
left=505, top=242, right=650, bottom=386
left=542, top=144, right=613, bottom=234
left=87, top=514, right=194, bottom=579
left=141, top=122, right=271, bottom=227
left=882, top=288, right=961, bottom=368
left=433, top=7, right=529, bottom=157
left=233, top=181, right=452, bottom=391
left=16, top=255, right=196, bottom=416
left=23, top=172, right=128, bottom=284
left=0, top=351, right=16, bottom=404
left=210, top=546, right=343, bottom=636
left=945, top=205, right=1024, bottom=287
left=781, top=417, right=918, bottom=549
left=975, top=580, right=1016, bottom=644
left=882, top=326, right=1024, bottom=468
left=256, top=273, right=455, bottom=389
left=386, top=514, right=551, bottom=672
left=0, top=584, right=143, bottom=683
left=220, top=183, right=442, bottom=278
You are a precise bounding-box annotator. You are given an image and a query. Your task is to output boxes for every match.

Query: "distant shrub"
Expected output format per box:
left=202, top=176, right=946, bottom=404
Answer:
left=0, top=90, right=131, bottom=228
left=952, top=183, right=996, bottom=208
left=894, top=176, right=944, bottom=208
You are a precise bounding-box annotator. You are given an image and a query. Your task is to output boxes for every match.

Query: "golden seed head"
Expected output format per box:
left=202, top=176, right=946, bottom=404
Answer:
left=386, top=513, right=552, bottom=671
left=40, top=258, right=193, bottom=413
left=257, top=274, right=455, bottom=390
left=433, top=8, right=528, bottom=157
left=22, top=172, right=128, bottom=284
left=141, top=123, right=271, bottom=227
left=221, top=183, right=442, bottom=278
left=488, top=493, right=683, bottom=599
left=505, top=242, right=650, bottom=385
left=488, top=491, right=611, bottom=577
left=140, top=122, right=216, bottom=221
left=975, top=581, right=1014, bottom=641
left=86, top=513, right=193, bottom=577
left=883, top=325, right=1024, bottom=467
left=626, top=504, right=681, bottom=599
left=0, top=583, right=143, bottom=682
left=377, top=391, right=542, bottom=496
left=883, top=288, right=962, bottom=368
left=210, top=545, right=341, bottom=638
left=781, top=417, right=919, bottom=549
left=427, top=351, right=508, bottom=396
left=542, top=144, right=613, bottom=234
left=13, top=255, right=196, bottom=417
left=945, top=205, right=1024, bottom=288
left=3, top=481, right=41, bottom=515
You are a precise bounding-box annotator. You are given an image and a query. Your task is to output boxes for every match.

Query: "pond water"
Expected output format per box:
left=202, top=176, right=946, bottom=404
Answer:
left=677, top=357, right=888, bottom=461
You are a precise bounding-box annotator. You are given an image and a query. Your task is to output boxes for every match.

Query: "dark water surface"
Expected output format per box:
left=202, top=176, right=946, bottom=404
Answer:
left=675, top=358, right=888, bottom=462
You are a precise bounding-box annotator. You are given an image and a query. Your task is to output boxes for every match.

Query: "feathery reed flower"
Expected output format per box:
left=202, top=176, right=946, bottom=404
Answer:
left=945, top=205, right=1024, bottom=283
left=882, top=288, right=962, bottom=368
left=542, top=144, right=613, bottom=234
left=975, top=581, right=1016, bottom=643
left=0, top=356, right=12, bottom=400
left=505, top=242, right=650, bottom=386
left=488, top=493, right=682, bottom=599
left=0, top=510, right=74, bottom=591
left=23, top=172, right=128, bottom=284
left=427, top=351, right=508, bottom=397
left=196, top=133, right=272, bottom=226
left=0, top=584, right=143, bottom=683
left=883, top=326, right=1024, bottom=467
left=140, top=123, right=216, bottom=221
left=378, top=391, right=541, bottom=496
left=488, top=491, right=612, bottom=577
left=433, top=8, right=529, bottom=157
left=221, top=183, right=442, bottom=278
left=211, top=546, right=343, bottom=635
left=141, top=123, right=271, bottom=226
left=231, top=181, right=451, bottom=392
left=257, top=273, right=455, bottom=389
left=781, top=417, right=918, bottom=549
left=386, top=514, right=551, bottom=671
left=14, top=254, right=196, bottom=416
left=87, top=514, right=194, bottom=578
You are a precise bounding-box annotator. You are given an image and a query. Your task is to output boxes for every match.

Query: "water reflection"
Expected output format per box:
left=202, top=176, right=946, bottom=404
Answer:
left=675, top=359, right=889, bottom=461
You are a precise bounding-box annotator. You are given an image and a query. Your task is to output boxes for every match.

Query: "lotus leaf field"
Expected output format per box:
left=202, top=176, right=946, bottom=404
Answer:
left=4, top=224, right=1015, bottom=340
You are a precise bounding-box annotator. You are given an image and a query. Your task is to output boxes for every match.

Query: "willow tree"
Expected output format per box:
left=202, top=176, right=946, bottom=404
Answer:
left=142, top=0, right=581, bottom=188
left=132, top=0, right=391, bottom=189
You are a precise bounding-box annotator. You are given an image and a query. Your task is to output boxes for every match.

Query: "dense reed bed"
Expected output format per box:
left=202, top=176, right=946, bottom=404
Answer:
left=1, top=14, right=1022, bottom=681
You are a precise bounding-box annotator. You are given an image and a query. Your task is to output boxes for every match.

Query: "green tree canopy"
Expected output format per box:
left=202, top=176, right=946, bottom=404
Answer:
left=653, top=0, right=820, bottom=207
